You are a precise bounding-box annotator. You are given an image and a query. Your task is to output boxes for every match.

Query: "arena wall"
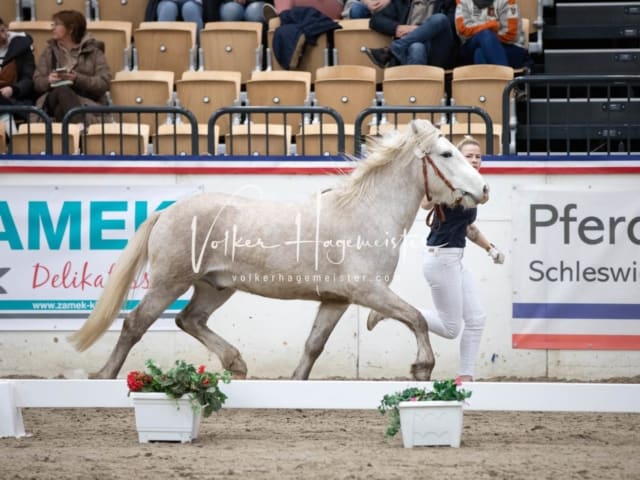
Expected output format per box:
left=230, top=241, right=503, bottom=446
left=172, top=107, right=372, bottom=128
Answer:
left=0, top=157, right=638, bottom=381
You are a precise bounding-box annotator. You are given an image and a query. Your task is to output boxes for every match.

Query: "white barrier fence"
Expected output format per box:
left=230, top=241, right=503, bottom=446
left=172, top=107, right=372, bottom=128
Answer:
left=2, top=379, right=639, bottom=438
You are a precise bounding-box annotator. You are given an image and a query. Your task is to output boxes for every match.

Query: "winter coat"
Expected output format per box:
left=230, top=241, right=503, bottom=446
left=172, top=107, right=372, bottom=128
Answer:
left=272, top=7, right=342, bottom=69
left=33, top=35, right=112, bottom=115
left=0, top=32, right=35, bottom=104
left=455, top=0, right=524, bottom=46
left=369, top=0, right=456, bottom=38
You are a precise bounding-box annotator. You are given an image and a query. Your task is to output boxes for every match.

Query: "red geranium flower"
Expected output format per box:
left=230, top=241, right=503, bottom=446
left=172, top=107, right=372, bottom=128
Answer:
left=127, top=371, right=148, bottom=392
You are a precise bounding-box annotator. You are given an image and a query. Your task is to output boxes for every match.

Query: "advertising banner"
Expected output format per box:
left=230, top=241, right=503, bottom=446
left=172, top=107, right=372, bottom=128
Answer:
left=0, top=186, right=200, bottom=330
left=512, top=186, right=640, bottom=350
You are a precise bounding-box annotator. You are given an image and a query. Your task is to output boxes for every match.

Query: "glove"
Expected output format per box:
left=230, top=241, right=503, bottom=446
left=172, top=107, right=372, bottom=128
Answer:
left=488, top=244, right=505, bottom=264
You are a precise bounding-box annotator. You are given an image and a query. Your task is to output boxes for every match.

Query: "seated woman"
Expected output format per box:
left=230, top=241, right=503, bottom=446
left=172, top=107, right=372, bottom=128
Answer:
left=33, top=10, right=111, bottom=123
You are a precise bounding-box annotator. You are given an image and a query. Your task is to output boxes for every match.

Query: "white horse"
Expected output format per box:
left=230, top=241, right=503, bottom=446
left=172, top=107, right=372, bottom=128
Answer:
left=70, top=119, right=489, bottom=380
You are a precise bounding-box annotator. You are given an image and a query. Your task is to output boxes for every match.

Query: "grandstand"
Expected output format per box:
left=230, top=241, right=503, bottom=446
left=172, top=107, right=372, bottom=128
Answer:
left=1, top=0, right=639, bottom=156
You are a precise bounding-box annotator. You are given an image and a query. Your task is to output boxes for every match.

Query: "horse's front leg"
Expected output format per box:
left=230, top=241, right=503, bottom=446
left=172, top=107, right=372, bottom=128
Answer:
left=357, top=285, right=434, bottom=380
left=292, top=301, right=350, bottom=380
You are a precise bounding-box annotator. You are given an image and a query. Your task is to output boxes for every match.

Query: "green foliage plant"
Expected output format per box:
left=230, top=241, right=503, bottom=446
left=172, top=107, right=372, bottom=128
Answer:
left=378, top=378, right=472, bottom=438
left=127, top=359, right=232, bottom=418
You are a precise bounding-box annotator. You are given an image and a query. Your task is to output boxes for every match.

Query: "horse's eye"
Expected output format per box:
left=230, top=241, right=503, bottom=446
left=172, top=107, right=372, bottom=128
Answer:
left=442, top=151, right=452, bottom=158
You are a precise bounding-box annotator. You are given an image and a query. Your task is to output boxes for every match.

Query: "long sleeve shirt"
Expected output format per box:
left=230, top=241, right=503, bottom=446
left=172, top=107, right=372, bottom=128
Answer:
left=454, top=0, right=524, bottom=46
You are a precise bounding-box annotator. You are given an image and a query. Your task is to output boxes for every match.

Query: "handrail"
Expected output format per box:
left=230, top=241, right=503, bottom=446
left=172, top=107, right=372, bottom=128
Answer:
left=354, top=106, right=494, bottom=157
left=502, top=75, right=640, bottom=155
left=0, top=106, right=52, bottom=154
left=209, top=106, right=345, bottom=156
left=61, top=105, right=199, bottom=155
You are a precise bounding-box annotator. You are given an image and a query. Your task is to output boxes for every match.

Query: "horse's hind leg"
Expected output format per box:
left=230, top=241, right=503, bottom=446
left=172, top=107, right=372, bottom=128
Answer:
left=93, top=282, right=190, bottom=378
left=175, top=282, right=248, bottom=378
left=292, top=301, right=349, bottom=380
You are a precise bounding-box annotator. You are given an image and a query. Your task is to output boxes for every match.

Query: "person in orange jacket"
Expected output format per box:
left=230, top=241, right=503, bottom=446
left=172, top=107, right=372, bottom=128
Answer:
left=455, top=0, right=532, bottom=69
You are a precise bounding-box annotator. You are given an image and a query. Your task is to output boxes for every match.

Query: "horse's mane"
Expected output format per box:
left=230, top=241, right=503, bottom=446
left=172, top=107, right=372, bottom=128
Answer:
left=334, top=121, right=439, bottom=207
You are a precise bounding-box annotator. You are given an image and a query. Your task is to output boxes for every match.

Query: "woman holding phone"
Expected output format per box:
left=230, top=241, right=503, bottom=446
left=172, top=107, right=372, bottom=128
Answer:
left=33, top=10, right=111, bottom=123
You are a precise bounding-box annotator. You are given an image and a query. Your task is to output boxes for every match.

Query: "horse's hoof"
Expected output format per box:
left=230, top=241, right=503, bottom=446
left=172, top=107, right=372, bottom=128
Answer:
left=227, top=356, right=248, bottom=379
left=410, top=361, right=433, bottom=381
left=366, top=310, right=385, bottom=331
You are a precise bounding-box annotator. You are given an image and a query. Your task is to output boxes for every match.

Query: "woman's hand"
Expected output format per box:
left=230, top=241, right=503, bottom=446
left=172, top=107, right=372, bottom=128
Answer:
left=61, top=70, right=77, bottom=84
left=0, top=86, right=13, bottom=98
left=367, top=0, right=390, bottom=13
left=48, top=71, right=62, bottom=84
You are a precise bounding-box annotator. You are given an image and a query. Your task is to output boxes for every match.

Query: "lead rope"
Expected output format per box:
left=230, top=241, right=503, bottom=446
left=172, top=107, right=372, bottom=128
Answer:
left=421, top=154, right=446, bottom=228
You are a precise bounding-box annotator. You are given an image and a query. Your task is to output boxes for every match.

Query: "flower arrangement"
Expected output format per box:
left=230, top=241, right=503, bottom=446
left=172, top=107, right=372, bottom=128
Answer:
left=127, top=359, right=232, bottom=418
left=378, top=378, right=472, bottom=438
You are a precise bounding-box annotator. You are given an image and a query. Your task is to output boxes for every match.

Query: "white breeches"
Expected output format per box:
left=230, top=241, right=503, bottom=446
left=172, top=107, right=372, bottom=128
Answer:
left=421, top=246, right=487, bottom=377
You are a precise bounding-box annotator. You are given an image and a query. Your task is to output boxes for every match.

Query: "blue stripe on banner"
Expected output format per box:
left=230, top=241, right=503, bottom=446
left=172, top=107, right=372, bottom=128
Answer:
left=0, top=300, right=188, bottom=311
left=513, top=303, right=640, bottom=320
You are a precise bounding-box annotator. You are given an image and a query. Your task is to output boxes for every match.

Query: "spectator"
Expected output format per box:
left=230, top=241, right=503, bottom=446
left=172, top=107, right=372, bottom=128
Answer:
left=364, top=0, right=458, bottom=69
left=145, top=0, right=204, bottom=31
left=455, top=0, right=532, bottom=69
left=33, top=10, right=111, bottom=123
left=226, top=1, right=271, bottom=22
left=342, top=0, right=391, bottom=19
left=273, top=0, right=345, bottom=19
left=0, top=16, right=35, bottom=133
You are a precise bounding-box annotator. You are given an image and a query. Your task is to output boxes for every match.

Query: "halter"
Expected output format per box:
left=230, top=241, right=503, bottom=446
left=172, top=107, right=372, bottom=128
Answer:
left=416, top=144, right=459, bottom=228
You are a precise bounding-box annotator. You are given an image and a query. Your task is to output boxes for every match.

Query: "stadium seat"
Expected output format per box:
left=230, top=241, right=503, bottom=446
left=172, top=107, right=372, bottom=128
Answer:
left=200, top=21, right=262, bottom=85
left=314, top=65, right=377, bottom=127
left=11, top=122, right=81, bottom=155
left=94, top=0, right=146, bottom=31
left=87, top=20, right=132, bottom=73
left=332, top=19, right=392, bottom=84
left=109, top=70, right=175, bottom=132
left=266, top=17, right=328, bottom=83
left=8, top=21, right=53, bottom=60
left=518, top=0, right=543, bottom=53
left=225, top=123, right=292, bottom=156
left=245, top=70, right=312, bottom=132
left=0, top=1, right=20, bottom=23
left=0, top=121, right=5, bottom=153
left=154, top=123, right=215, bottom=156
left=133, top=22, right=197, bottom=80
left=445, top=64, right=514, bottom=154
left=296, top=123, right=355, bottom=156
left=176, top=70, right=242, bottom=137
left=32, top=0, right=90, bottom=21
left=84, top=123, right=150, bottom=155
left=381, top=65, right=446, bottom=126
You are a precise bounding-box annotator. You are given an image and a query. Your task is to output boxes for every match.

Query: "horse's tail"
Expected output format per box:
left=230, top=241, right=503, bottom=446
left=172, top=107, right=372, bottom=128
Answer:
left=69, top=211, right=163, bottom=352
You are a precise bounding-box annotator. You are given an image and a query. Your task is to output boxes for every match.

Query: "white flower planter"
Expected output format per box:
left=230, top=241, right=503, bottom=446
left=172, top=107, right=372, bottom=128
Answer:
left=398, top=400, right=464, bottom=448
left=131, top=392, right=202, bottom=443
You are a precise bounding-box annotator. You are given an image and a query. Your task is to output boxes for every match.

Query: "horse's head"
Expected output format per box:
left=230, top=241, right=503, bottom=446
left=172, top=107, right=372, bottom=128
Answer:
left=410, top=119, right=489, bottom=208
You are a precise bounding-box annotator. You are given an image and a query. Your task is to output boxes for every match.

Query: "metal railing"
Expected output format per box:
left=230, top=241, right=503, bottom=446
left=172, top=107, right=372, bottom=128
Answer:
left=502, top=75, right=640, bottom=155
left=61, top=105, right=199, bottom=155
left=0, top=105, right=53, bottom=154
left=354, top=106, right=495, bottom=157
left=209, top=106, right=345, bottom=156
